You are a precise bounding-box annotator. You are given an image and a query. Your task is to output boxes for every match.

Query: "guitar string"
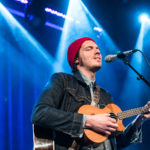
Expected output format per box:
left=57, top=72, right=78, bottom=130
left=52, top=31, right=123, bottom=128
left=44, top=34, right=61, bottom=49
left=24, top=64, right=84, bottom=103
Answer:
left=117, top=105, right=149, bottom=120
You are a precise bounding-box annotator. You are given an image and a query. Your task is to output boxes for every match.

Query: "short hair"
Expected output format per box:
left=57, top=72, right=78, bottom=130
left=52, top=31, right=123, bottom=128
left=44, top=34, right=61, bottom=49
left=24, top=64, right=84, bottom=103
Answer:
left=72, top=51, right=79, bottom=73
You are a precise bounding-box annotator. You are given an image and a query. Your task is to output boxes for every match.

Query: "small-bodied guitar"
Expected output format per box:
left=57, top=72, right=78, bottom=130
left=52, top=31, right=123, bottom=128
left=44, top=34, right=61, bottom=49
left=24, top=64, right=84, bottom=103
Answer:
left=78, top=103, right=150, bottom=143
left=33, top=103, right=149, bottom=149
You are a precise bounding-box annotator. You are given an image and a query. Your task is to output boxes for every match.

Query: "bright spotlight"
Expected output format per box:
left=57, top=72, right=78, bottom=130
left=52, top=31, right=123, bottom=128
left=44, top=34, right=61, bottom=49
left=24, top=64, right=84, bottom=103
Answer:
left=139, top=14, right=149, bottom=23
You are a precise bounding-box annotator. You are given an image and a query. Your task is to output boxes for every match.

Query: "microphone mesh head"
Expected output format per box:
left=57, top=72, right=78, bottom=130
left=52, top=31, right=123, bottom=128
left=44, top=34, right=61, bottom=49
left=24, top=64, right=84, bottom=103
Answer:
left=104, top=55, right=113, bottom=62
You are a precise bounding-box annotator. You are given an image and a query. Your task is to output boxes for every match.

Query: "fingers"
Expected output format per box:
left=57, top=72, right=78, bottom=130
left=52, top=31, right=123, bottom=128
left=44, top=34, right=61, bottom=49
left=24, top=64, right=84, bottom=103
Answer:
left=147, top=101, right=150, bottom=105
left=144, top=114, right=150, bottom=118
left=105, top=117, right=118, bottom=134
left=100, top=124, right=118, bottom=135
left=146, top=101, right=150, bottom=107
left=86, top=113, right=119, bottom=135
left=104, top=131, right=111, bottom=135
left=147, top=101, right=150, bottom=112
left=107, top=122, right=118, bottom=128
left=103, top=113, right=117, bottom=122
left=106, top=121, right=118, bottom=133
left=105, top=114, right=118, bottom=129
left=98, top=128, right=111, bottom=135
left=107, top=127, right=117, bottom=132
left=108, top=117, right=117, bottom=123
left=144, top=101, right=150, bottom=119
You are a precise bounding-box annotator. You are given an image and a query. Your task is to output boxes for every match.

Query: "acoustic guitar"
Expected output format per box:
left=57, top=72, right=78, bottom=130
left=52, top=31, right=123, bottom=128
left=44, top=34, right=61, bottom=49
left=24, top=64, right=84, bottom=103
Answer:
left=33, top=103, right=149, bottom=149
left=33, top=125, right=54, bottom=150
left=78, top=103, right=150, bottom=143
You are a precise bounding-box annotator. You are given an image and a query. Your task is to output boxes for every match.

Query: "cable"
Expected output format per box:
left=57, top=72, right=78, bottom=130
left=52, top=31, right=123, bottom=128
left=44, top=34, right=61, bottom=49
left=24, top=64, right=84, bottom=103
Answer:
left=136, top=49, right=150, bottom=67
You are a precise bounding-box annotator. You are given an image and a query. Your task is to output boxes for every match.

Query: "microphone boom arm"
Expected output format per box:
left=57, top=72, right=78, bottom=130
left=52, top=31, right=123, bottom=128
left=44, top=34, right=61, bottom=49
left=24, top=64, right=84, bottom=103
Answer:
left=122, top=58, right=150, bottom=87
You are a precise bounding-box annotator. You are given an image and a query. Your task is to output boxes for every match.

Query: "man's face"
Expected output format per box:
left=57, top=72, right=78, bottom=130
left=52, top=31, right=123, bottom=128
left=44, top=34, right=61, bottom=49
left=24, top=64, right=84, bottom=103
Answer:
left=76, top=40, right=102, bottom=72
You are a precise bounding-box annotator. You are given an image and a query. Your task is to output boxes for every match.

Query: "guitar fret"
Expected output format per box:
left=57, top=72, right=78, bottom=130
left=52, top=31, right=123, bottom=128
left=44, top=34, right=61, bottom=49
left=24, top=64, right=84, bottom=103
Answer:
left=117, top=106, right=149, bottom=120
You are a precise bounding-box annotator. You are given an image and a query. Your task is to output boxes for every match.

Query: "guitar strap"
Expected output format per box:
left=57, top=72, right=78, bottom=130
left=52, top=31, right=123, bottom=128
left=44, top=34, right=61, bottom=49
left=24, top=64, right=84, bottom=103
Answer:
left=68, top=140, right=80, bottom=150
left=69, top=84, right=101, bottom=150
left=91, top=85, right=100, bottom=107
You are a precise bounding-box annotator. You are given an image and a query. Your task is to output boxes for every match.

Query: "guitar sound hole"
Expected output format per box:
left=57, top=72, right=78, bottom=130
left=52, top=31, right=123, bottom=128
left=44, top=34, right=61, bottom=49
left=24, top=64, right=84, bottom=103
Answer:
left=109, top=112, right=117, bottom=120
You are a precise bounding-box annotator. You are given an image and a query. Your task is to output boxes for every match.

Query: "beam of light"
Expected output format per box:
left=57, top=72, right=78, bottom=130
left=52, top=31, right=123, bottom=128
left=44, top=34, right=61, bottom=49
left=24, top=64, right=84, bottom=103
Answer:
left=14, top=0, right=103, bottom=33
left=45, top=7, right=75, bottom=22
left=53, top=0, right=125, bottom=107
left=134, top=14, right=150, bottom=80
left=0, top=3, right=57, bottom=148
left=118, top=15, right=150, bottom=111
left=6, top=7, right=63, bottom=31
left=93, top=27, right=103, bottom=32
left=45, top=21, right=63, bottom=31
left=53, top=0, right=119, bottom=74
left=6, top=7, right=25, bottom=17
left=53, top=0, right=92, bottom=73
left=7, top=5, right=102, bottom=32
left=80, top=1, right=119, bottom=53
left=16, top=0, right=28, bottom=4
left=16, top=0, right=79, bottom=23
left=0, top=3, right=54, bottom=71
left=80, top=1, right=125, bottom=98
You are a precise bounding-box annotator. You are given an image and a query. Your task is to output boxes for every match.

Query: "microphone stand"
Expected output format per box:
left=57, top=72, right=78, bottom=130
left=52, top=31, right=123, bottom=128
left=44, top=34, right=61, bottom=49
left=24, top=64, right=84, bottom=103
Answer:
left=121, top=58, right=150, bottom=87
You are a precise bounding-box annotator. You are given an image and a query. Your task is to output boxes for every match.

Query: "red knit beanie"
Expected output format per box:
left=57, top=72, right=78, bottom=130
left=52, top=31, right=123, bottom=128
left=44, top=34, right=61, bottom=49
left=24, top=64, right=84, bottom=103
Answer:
left=67, top=37, right=95, bottom=68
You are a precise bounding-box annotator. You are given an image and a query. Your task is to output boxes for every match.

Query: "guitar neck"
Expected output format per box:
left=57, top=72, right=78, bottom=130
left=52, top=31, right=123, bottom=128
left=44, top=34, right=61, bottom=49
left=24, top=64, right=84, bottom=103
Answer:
left=117, top=105, right=149, bottom=120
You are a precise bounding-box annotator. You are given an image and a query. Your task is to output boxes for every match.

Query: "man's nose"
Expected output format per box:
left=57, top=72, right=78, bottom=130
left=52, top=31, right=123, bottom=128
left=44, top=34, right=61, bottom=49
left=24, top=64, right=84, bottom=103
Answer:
left=95, top=48, right=100, bottom=55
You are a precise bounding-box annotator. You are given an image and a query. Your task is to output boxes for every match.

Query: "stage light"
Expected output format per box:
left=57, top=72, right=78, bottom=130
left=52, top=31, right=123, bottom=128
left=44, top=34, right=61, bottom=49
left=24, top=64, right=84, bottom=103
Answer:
left=7, top=7, right=63, bottom=31
left=53, top=0, right=93, bottom=73
left=139, top=14, right=149, bottom=23
left=120, top=13, right=150, bottom=108
left=45, top=7, right=74, bottom=22
left=17, top=0, right=76, bottom=22
left=0, top=2, right=54, bottom=74
left=93, top=27, right=103, bottom=32
left=52, top=0, right=118, bottom=74
left=16, top=0, right=28, bottom=4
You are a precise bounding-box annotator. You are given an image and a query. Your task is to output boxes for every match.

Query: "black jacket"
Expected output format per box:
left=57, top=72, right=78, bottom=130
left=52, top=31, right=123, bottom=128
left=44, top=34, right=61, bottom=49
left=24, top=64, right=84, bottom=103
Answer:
left=32, top=71, right=141, bottom=150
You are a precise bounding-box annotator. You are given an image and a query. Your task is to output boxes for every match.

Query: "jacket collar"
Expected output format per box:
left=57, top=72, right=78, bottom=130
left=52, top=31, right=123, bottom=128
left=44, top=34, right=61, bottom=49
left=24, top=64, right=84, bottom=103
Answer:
left=74, top=71, right=85, bottom=84
left=73, top=71, right=97, bottom=88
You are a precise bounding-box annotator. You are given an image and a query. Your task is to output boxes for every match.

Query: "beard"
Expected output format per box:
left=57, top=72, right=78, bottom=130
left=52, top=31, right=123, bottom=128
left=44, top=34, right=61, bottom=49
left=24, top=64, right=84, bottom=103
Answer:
left=78, top=57, right=102, bottom=73
left=90, top=65, right=101, bottom=72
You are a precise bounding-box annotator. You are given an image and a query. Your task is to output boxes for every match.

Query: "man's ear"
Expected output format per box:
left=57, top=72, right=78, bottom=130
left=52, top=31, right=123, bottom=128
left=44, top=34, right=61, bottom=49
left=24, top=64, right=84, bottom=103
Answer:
left=74, top=58, right=79, bottom=65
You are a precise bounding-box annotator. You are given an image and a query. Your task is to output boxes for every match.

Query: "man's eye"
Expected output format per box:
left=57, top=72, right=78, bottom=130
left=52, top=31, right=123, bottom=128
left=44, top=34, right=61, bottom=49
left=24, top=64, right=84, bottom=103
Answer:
left=86, top=47, right=92, bottom=50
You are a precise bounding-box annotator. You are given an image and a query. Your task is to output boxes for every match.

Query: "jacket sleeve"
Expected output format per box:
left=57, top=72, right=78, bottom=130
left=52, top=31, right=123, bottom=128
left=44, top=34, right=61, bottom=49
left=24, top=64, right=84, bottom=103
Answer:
left=31, top=73, right=84, bottom=137
left=116, top=121, right=142, bottom=148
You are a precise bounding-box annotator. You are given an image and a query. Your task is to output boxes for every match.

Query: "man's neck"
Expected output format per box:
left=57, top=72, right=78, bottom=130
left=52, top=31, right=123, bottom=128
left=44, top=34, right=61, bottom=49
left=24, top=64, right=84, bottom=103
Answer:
left=78, top=68, right=96, bottom=82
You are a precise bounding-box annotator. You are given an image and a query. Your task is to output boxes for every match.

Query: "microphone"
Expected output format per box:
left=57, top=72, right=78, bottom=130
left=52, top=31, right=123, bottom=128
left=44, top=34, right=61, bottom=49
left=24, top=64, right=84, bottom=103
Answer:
left=104, top=49, right=139, bottom=62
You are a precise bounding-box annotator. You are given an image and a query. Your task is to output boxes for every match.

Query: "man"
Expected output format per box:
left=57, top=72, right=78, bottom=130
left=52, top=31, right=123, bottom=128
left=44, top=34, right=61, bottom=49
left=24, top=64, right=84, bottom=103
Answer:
left=32, top=37, right=150, bottom=150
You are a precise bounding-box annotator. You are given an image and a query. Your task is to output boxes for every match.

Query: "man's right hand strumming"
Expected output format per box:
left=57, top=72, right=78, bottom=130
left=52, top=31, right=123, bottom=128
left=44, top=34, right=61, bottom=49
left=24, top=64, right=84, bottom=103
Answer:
left=85, top=114, right=119, bottom=135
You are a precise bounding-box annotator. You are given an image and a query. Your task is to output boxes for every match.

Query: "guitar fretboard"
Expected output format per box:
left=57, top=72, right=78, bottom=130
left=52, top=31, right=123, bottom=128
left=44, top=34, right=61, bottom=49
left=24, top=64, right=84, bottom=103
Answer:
left=117, top=105, right=149, bottom=120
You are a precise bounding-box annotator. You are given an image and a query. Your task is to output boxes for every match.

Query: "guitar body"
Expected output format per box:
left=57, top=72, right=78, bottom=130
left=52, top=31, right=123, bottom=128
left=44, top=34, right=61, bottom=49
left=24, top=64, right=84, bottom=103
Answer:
left=78, top=104, right=125, bottom=143
left=33, top=125, right=54, bottom=150
left=32, top=103, right=149, bottom=148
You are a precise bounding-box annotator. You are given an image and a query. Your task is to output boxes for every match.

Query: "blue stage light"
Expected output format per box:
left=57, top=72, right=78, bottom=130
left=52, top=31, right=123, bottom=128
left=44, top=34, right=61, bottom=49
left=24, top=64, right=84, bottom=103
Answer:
left=53, top=0, right=119, bottom=76
left=139, top=14, right=149, bottom=23
left=0, top=2, right=54, bottom=76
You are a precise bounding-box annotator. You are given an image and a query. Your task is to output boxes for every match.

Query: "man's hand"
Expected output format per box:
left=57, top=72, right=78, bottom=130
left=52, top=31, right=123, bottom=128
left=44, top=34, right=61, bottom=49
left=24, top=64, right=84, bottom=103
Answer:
left=143, top=101, right=150, bottom=119
left=133, top=101, right=150, bottom=128
left=85, top=113, right=118, bottom=135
